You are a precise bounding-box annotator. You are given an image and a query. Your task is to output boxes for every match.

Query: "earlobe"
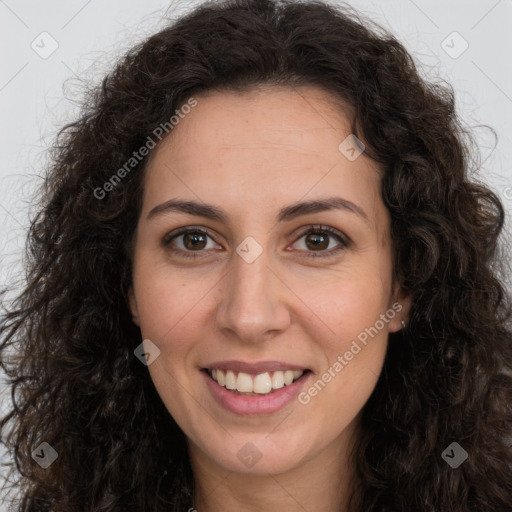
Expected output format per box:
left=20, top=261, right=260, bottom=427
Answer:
left=389, top=284, right=411, bottom=333
left=128, top=288, right=140, bottom=326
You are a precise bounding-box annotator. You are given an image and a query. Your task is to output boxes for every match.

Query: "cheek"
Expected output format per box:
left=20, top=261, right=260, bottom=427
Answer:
left=291, top=256, right=393, bottom=414
left=296, top=273, right=390, bottom=427
left=131, top=255, right=224, bottom=392
left=293, top=258, right=393, bottom=347
left=132, top=256, right=209, bottom=340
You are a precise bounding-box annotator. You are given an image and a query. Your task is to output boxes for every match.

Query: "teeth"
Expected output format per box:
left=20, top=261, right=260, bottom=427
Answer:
left=209, top=369, right=305, bottom=395
left=236, top=372, right=253, bottom=392
left=225, top=370, right=237, bottom=390
left=271, top=371, right=284, bottom=389
left=253, top=372, right=272, bottom=394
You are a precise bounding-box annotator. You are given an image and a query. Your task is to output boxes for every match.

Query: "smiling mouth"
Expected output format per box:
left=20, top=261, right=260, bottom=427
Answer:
left=202, top=368, right=310, bottom=396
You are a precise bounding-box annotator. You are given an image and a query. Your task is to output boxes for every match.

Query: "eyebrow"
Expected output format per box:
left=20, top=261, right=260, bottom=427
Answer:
left=147, top=197, right=369, bottom=225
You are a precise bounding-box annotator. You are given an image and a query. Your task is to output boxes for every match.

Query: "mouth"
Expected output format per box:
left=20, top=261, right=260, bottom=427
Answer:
left=201, top=368, right=311, bottom=396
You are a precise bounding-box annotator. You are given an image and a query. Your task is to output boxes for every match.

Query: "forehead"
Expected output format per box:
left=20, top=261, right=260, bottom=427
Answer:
left=142, top=86, right=385, bottom=229
left=156, top=85, right=356, bottom=161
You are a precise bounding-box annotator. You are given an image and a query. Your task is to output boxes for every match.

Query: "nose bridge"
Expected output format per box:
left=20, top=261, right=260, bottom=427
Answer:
left=216, top=242, right=290, bottom=342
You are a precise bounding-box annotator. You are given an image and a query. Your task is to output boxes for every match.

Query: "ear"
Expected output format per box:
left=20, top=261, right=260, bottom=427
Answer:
left=388, top=282, right=412, bottom=333
left=128, top=287, right=140, bottom=326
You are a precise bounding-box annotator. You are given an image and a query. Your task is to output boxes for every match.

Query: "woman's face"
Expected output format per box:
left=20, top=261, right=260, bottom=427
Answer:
left=129, top=86, right=409, bottom=476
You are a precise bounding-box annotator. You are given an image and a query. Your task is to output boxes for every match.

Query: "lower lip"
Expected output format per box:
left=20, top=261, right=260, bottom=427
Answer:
left=202, top=370, right=311, bottom=415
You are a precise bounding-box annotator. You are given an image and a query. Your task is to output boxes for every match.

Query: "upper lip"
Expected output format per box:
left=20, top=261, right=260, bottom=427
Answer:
left=203, top=360, right=310, bottom=374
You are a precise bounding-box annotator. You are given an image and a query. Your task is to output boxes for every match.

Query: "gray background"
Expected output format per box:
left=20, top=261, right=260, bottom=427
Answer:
left=1, top=0, right=511, bottom=505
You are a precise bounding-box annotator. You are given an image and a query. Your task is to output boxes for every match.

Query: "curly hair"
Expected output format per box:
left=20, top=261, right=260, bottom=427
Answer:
left=1, top=0, right=511, bottom=510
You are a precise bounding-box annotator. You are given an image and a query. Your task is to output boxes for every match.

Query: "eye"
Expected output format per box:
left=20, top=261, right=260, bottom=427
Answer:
left=162, top=227, right=221, bottom=258
left=162, top=225, right=350, bottom=259
left=291, top=225, right=350, bottom=258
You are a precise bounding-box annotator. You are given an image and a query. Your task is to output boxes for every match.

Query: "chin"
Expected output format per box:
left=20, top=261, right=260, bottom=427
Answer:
left=199, top=433, right=310, bottom=475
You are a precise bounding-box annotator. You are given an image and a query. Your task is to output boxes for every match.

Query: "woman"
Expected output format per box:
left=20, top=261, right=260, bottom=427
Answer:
left=1, top=0, right=511, bottom=510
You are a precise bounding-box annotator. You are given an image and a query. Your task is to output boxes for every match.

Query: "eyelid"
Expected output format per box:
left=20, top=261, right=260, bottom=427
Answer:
left=293, top=224, right=350, bottom=244
left=162, top=226, right=217, bottom=245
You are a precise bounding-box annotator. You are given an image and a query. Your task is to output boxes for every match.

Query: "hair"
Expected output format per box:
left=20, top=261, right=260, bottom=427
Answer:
left=1, top=0, right=511, bottom=510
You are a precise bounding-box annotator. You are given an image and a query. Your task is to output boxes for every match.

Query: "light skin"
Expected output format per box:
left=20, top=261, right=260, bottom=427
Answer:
left=128, top=85, right=410, bottom=511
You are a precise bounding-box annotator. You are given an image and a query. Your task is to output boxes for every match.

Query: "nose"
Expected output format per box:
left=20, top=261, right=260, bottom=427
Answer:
left=215, top=246, right=291, bottom=344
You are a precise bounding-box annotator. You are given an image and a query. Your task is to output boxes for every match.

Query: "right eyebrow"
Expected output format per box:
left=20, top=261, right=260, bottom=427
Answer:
left=147, top=199, right=228, bottom=223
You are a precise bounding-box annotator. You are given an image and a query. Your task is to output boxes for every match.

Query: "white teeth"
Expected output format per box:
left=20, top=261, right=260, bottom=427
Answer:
left=271, top=371, right=284, bottom=389
left=225, top=370, right=237, bottom=390
left=209, top=368, right=305, bottom=395
left=253, top=372, right=272, bottom=394
left=236, top=372, right=253, bottom=392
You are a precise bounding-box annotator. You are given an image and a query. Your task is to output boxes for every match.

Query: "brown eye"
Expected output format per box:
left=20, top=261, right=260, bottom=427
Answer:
left=182, top=231, right=208, bottom=250
left=292, top=226, right=350, bottom=257
left=163, top=227, right=220, bottom=258
left=304, top=232, right=329, bottom=251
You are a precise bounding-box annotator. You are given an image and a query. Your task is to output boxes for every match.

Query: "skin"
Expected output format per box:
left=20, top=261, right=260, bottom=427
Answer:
left=129, top=85, right=410, bottom=512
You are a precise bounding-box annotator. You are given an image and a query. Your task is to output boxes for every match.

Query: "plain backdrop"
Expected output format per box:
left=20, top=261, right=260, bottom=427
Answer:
left=1, top=0, right=511, bottom=504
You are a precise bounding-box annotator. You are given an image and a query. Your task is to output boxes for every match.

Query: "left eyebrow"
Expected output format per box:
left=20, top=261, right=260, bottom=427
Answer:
left=276, top=197, right=369, bottom=225
left=146, top=196, right=370, bottom=225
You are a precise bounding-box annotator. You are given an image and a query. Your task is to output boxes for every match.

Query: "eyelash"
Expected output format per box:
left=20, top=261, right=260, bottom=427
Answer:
left=162, top=225, right=351, bottom=260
